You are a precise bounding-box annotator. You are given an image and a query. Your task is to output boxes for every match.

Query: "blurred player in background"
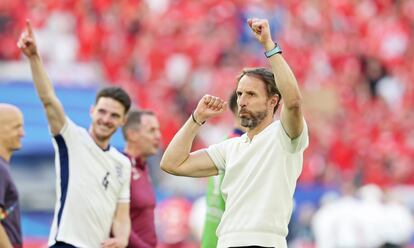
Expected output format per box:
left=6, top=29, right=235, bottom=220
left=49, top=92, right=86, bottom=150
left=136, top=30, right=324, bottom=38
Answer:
left=161, top=18, right=308, bottom=248
left=18, top=20, right=132, bottom=248
left=122, top=110, right=161, bottom=248
left=0, top=104, right=24, bottom=248
left=201, top=90, right=244, bottom=248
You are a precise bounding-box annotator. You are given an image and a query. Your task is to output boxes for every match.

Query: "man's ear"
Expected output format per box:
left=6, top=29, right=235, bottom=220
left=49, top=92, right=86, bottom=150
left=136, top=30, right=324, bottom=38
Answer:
left=270, top=95, right=278, bottom=106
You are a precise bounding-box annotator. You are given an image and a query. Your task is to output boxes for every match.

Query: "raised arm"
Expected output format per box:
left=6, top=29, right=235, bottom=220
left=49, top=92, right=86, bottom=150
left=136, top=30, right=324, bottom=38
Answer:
left=248, top=18, right=304, bottom=139
left=17, top=20, right=65, bottom=135
left=101, top=202, right=130, bottom=248
left=160, top=95, right=227, bottom=177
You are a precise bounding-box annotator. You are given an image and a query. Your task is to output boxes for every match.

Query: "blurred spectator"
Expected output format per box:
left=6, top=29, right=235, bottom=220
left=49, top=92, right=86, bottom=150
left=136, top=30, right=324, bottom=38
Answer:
left=356, top=184, right=387, bottom=248
left=155, top=197, right=197, bottom=248
left=381, top=190, right=414, bottom=248
left=123, top=110, right=162, bottom=248
left=312, top=182, right=363, bottom=248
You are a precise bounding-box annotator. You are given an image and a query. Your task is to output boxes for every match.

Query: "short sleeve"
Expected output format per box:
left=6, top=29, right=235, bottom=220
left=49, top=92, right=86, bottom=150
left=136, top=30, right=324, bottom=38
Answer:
left=278, top=119, right=309, bottom=153
left=118, top=160, right=131, bottom=203
left=58, top=117, right=78, bottom=138
left=205, top=139, right=231, bottom=173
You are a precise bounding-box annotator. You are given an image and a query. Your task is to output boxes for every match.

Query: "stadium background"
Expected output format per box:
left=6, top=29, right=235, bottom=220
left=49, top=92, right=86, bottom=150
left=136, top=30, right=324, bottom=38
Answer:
left=1, top=0, right=414, bottom=247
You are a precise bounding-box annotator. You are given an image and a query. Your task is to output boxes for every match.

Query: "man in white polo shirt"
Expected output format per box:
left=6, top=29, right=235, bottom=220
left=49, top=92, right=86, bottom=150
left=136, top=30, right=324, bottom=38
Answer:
left=161, top=18, right=308, bottom=248
left=18, top=20, right=131, bottom=248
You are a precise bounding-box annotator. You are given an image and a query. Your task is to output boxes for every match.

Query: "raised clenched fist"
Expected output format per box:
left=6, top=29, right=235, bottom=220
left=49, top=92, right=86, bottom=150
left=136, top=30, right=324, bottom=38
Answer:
left=193, top=95, right=227, bottom=124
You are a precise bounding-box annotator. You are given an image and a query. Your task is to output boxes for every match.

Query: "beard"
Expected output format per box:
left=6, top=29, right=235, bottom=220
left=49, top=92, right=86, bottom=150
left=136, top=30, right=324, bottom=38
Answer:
left=239, top=109, right=267, bottom=129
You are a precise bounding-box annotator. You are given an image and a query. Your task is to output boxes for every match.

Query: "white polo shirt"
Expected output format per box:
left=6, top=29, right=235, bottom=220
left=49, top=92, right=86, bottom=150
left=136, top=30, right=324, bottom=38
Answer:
left=206, top=119, right=308, bottom=248
left=48, top=118, right=131, bottom=248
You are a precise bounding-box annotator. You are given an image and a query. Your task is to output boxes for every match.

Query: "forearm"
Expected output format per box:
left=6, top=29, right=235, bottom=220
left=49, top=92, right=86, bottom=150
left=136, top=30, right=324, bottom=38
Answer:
left=112, top=217, right=131, bottom=247
left=29, top=55, right=57, bottom=104
left=0, top=224, right=13, bottom=248
left=160, top=116, right=201, bottom=173
left=264, top=42, right=302, bottom=109
left=28, top=55, right=65, bottom=134
left=265, top=42, right=304, bottom=138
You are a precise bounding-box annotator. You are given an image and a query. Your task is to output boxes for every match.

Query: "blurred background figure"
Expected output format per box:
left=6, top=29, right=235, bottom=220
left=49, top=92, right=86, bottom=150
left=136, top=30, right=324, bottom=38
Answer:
left=0, top=104, right=24, bottom=248
left=381, top=189, right=414, bottom=248
left=155, top=197, right=197, bottom=248
left=357, top=184, right=387, bottom=248
left=312, top=182, right=362, bottom=248
left=1, top=0, right=414, bottom=247
left=123, top=110, right=161, bottom=248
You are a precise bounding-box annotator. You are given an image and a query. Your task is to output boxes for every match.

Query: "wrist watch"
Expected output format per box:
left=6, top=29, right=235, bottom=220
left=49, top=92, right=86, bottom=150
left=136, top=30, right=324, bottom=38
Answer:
left=264, top=43, right=282, bottom=58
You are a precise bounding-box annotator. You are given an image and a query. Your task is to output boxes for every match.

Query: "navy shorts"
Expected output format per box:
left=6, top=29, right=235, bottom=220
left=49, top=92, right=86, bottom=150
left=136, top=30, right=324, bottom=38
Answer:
left=49, top=241, right=77, bottom=248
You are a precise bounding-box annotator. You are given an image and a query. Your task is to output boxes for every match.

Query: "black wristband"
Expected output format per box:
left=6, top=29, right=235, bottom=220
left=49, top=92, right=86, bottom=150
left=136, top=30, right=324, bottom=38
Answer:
left=191, top=112, right=205, bottom=126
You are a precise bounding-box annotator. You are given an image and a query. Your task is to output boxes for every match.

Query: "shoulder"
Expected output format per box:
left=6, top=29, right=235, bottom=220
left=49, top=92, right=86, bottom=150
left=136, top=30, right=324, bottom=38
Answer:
left=108, top=147, right=131, bottom=168
left=57, top=116, right=87, bottom=139
left=0, top=162, right=11, bottom=182
left=215, top=135, right=242, bottom=148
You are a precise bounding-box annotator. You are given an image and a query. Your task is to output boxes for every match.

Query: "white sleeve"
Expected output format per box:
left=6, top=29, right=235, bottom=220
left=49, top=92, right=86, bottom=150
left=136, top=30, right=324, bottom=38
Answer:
left=118, top=159, right=131, bottom=203
left=278, top=119, right=309, bottom=153
left=56, top=117, right=79, bottom=139
left=205, top=139, right=231, bottom=174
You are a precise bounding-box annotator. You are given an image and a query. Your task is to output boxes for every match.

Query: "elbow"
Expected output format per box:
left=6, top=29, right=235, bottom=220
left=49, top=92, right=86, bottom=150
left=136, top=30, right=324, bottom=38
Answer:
left=160, top=162, right=184, bottom=176
left=285, top=95, right=302, bottom=111
left=160, top=159, right=177, bottom=175
left=160, top=162, right=169, bottom=173
left=39, top=94, right=55, bottom=106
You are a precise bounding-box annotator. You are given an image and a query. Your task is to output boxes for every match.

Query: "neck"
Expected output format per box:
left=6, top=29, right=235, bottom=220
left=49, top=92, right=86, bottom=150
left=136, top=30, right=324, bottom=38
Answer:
left=124, top=143, right=146, bottom=162
left=234, top=120, right=245, bottom=133
left=89, top=129, right=110, bottom=150
left=0, top=147, right=12, bottom=162
left=246, top=115, right=274, bottom=140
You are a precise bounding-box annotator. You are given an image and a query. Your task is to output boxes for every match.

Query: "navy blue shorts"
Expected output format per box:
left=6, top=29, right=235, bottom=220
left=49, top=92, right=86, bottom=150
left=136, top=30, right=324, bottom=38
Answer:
left=49, top=241, right=77, bottom=248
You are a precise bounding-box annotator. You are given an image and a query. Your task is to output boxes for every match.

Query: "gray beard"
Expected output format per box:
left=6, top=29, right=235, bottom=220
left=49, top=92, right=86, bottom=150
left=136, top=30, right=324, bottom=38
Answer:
left=240, top=110, right=267, bottom=129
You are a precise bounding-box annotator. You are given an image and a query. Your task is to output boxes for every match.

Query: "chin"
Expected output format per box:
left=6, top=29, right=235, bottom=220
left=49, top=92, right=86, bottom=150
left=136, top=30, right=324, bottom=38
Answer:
left=95, top=129, right=115, bottom=139
left=94, top=132, right=112, bottom=141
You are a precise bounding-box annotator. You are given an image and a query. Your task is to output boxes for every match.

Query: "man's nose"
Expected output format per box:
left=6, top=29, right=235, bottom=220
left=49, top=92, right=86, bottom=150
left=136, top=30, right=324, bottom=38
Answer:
left=102, top=114, right=112, bottom=123
left=238, top=94, right=247, bottom=106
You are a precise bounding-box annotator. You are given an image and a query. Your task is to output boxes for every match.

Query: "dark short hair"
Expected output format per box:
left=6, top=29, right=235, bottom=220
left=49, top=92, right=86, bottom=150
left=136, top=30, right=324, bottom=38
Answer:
left=237, top=67, right=281, bottom=113
left=122, top=110, right=155, bottom=139
left=95, top=87, right=131, bottom=114
left=229, top=90, right=238, bottom=116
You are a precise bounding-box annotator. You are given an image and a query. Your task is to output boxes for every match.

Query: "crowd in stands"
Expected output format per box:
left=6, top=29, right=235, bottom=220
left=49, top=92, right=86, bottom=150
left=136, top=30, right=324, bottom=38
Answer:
left=1, top=0, right=414, bottom=245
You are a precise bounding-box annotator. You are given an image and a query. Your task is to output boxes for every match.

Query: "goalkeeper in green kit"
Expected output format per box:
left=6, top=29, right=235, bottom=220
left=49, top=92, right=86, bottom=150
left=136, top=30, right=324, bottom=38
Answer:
left=201, top=90, right=244, bottom=248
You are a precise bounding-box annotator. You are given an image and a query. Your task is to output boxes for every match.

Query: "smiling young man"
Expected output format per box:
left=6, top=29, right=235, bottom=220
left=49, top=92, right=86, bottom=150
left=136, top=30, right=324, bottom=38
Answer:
left=122, top=110, right=161, bottom=248
left=160, top=18, right=308, bottom=248
left=18, top=20, right=132, bottom=248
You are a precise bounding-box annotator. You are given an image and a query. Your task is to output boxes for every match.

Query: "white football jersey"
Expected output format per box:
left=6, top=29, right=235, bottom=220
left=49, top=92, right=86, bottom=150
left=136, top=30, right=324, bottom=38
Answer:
left=48, top=118, right=131, bottom=248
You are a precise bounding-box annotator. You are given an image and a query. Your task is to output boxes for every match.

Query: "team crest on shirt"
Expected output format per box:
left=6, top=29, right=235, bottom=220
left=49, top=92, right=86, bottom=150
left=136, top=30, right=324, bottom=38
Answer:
left=115, top=164, right=124, bottom=182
